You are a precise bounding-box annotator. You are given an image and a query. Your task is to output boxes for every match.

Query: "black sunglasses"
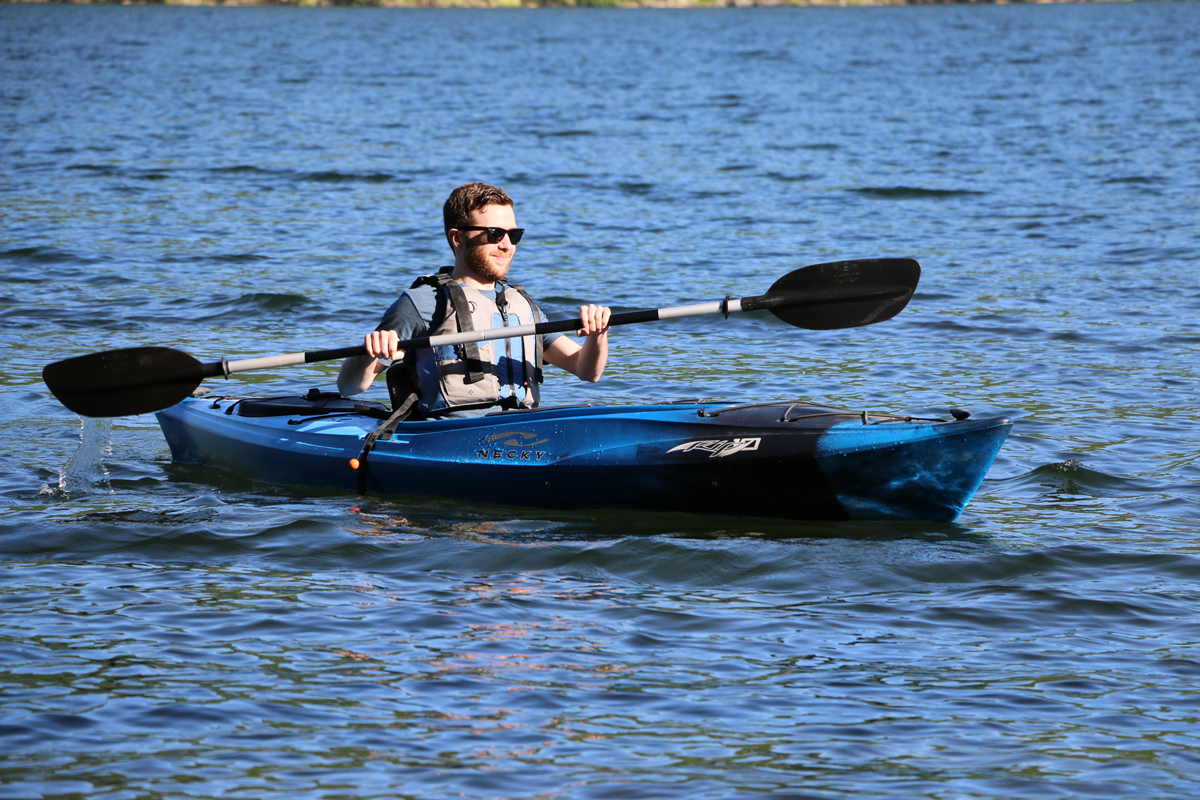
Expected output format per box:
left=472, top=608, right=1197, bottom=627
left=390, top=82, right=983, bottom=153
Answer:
left=459, top=226, right=525, bottom=245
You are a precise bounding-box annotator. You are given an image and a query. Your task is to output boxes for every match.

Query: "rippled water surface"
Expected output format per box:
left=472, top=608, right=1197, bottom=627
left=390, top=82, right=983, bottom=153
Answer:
left=3, top=3, right=1200, bottom=797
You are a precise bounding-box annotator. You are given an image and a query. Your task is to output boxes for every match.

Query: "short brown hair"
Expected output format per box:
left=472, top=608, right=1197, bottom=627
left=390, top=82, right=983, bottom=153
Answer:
left=443, top=183, right=513, bottom=249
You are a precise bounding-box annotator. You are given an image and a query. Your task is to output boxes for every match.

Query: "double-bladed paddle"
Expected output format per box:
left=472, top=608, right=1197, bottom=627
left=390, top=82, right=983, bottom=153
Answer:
left=43, top=257, right=920, bottom=418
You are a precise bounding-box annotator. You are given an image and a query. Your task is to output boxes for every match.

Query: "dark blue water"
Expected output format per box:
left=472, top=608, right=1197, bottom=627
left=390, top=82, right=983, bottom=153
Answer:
left=4, top=3, right=1200, bottom=797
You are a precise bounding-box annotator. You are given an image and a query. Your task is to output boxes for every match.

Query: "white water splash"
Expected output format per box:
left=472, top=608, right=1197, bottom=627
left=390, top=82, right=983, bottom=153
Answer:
left=42, top=417, right=114, bottom=496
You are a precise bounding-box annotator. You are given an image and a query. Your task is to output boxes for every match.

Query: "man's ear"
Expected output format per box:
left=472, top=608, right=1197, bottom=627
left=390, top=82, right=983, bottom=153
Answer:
left=446, top=229, right=461, bottom=252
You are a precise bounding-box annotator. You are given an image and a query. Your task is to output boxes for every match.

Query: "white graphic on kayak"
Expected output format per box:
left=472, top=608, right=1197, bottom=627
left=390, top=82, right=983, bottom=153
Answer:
left=483, top=431, right=549, bottom=448
left=668, top=438, right=761, bottom=458
left=477, top=431, right=549, bottom=461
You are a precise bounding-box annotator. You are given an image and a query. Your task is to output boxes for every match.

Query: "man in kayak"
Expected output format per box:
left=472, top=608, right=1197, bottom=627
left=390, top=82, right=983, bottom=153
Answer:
left=337, top=182, right=611, bottom=418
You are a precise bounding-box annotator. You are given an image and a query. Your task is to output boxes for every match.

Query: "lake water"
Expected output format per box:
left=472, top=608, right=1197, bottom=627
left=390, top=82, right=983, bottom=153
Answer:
left=3, top=2, right=1200, bottom=797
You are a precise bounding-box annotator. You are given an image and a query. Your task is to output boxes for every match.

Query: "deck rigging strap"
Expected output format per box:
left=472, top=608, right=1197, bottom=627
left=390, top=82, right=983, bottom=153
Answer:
left=353, top=393, right=422, bottom=495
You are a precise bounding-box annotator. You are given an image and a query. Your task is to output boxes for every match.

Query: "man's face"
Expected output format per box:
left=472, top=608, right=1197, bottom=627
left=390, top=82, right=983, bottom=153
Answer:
left=457, top=203, right=518, bottom=283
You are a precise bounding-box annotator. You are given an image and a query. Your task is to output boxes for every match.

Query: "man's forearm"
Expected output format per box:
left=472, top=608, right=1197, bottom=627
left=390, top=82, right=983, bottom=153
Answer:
left=573, top=332, right=608, bottom=383
left=337, top=354, right=380, bottom=396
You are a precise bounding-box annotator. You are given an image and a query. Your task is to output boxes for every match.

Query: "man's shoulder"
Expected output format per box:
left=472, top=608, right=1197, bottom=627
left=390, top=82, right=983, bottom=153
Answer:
left=401, top=268, right=456, bottom=300
left=403, top=281, right=439, bottom=298
left=376, top=271, right=445, bottom=332
left=399, top=280, right=441, bottom=320
left=405, top=268, right=452, bottom=291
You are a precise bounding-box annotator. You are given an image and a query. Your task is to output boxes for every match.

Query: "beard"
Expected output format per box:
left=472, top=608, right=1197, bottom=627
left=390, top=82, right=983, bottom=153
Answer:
left=465, top=245, right=511, bottom=283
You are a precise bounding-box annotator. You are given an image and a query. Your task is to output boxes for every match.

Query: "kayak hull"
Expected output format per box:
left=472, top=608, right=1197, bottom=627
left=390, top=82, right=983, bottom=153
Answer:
left=156, top=396, right=1011, bottom=523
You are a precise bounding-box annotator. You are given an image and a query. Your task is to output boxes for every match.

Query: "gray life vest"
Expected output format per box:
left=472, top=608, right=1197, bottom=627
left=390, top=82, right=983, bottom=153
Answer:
left=387, top=268, right=544, bottom=419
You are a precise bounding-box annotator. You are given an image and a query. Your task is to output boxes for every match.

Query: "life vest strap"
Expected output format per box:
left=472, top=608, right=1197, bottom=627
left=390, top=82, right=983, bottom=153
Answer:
left=411, top=268, right=490, bottom=385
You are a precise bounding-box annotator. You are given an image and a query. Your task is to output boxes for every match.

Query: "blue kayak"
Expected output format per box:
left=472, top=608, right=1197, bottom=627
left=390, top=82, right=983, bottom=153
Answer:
left=156, top=394, right=1011, bottom=522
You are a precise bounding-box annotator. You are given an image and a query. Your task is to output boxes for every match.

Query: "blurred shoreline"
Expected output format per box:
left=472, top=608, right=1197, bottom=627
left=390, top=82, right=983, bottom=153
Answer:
left=6, top=0, right=1132, bottom=8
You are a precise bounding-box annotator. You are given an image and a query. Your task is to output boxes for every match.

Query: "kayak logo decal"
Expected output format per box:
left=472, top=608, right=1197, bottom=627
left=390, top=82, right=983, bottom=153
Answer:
left=668, top=437, right=761, bottom=458
left=477, top=431, right=549, bottom=462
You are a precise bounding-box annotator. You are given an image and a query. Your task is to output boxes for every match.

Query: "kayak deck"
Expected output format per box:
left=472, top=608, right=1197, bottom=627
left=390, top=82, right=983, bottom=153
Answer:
left=157, top=396, right=1011, bottom=523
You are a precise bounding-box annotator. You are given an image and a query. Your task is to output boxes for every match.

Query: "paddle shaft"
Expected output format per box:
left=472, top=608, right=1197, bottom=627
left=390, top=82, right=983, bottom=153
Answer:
left=216, top=285, right=900, bottom=377
left=223, top=300, right=733, bottom=374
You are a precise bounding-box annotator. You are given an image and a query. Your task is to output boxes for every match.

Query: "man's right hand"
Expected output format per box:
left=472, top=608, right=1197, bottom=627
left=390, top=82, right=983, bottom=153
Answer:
left=364, top=329, right=405, bottom=362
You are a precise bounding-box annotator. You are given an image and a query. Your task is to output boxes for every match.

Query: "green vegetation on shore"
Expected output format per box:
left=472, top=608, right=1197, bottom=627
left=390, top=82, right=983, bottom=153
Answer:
left=10, top=0, right=1132, bottom=8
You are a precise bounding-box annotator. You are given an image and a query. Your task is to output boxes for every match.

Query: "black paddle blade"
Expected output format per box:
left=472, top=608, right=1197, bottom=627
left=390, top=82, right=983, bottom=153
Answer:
left=42, top=346, right=206, bottom=418
left=747, top=258, right=921, bottom=330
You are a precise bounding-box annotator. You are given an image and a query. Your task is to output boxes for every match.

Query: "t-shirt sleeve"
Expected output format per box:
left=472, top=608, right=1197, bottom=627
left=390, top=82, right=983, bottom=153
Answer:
left=376, top=290, right=431, bottom=341
left=537, top=303, right=564, bottom=350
